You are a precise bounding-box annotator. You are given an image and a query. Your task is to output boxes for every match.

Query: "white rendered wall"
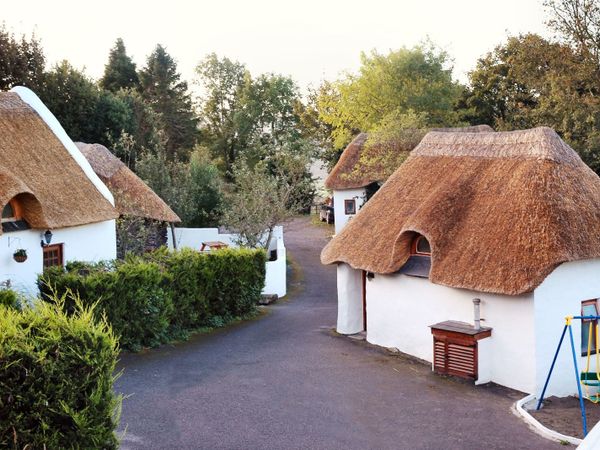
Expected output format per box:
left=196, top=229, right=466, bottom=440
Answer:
left=365, top=273, right=535, bottom=393
left=168, top=226, right=286, bottom=297
left=0, top=220, right=116, bottom=297
left=533, top=259, right=600, bottom=398
left=333, top=188, right=366, bottom=234
left=336, top=263, right=363, bottom=334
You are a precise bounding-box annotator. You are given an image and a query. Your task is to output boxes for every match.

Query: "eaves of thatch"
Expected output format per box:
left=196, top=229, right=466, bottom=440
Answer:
left=0, top=92, right=118, bottom=232
left=324, top=125, right=494, bottom=190
left=321, top=127, right=600, bottom=295
left=76, top=142, right=181, bottom=223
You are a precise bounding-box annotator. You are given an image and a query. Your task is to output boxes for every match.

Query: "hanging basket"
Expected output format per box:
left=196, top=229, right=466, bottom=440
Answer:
left=13, top=250, right=27, bottom=263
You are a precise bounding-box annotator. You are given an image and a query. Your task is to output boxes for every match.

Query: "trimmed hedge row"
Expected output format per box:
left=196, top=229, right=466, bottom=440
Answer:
left=0, top=296, right=121, bottom=449
left=39, top=248, right=266, bottom=351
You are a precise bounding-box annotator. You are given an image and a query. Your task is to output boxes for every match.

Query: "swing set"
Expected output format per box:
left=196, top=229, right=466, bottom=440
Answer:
left=537, top=315, right=600, bottom=437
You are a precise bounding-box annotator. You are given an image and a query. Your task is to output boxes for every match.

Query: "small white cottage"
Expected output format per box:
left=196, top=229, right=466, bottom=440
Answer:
left=321, top=127, right=600, bottom=397
left=0, top=87, right=118, bottom=295
left=325, top=126, right=493, bottom=234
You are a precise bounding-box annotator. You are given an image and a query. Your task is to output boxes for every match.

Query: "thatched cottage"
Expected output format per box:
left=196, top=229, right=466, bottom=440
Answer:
left=76, top=142, right=180, bottom=256
left=0, top=87, right=118, bottom=294
left=321, top=127, right=600, bottom=397
left=325, top=125, right=492, bottom=234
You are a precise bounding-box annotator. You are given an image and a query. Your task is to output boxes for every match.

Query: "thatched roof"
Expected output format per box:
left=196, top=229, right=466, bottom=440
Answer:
left=324, top=125, right=494, bottom=190
left=76, top=143, right=181, bottom=223
left=0, top=92, right=118, bottom=232
left=321, top=127, right=600, bottom=295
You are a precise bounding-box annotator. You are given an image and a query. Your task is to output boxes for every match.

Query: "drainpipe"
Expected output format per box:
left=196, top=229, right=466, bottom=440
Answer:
left=473, top=298, right=481, bottom=330
left=169, top=223, right=177, bottom=250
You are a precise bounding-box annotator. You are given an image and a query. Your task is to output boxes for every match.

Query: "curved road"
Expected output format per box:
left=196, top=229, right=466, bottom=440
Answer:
left=116, top=217, right=564, bottom=449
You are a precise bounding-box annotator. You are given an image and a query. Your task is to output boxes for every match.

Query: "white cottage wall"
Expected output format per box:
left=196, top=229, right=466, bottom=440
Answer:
left=336, top=263, right=363, bottom=334
left=0, top=220, right=116, bottom=297
left=533, top=259, right=600, bottom=398
left=332, top=188, right=366, bottom=234
left=365, top=273, right=536, bottom=393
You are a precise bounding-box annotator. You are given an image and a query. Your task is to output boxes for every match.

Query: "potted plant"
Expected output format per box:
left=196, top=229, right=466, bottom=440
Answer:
left=13, top=249, right=27, bottom=263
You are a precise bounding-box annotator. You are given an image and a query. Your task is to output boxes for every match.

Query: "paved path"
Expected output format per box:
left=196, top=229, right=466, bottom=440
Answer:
left=115, top=217, right=564, bottom=449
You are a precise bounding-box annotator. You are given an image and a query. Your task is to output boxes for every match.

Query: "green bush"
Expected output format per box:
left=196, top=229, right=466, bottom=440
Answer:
left=0, top=295, right=121, bottom=449
left=40, top=247, right=266, bottom=351
left=0, top=289, right=18, bottom=310
left=145, top=247, right=266, bottom=330
left=40, top=259, right=173, bottom=351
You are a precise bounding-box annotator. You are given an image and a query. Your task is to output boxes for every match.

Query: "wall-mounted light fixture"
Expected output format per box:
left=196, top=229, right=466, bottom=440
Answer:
left=40, top=229, right=53, bottom=247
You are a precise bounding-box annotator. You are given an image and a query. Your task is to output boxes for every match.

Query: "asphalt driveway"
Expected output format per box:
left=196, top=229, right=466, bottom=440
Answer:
left=115, top=217, right=564, bottom=449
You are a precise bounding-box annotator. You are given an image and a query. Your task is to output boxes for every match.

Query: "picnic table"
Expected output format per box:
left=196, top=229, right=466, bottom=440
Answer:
left=200, top=241, right=229, bottom=252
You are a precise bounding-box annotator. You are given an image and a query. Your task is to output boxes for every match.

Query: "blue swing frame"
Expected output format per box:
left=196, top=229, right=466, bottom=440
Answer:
left=536, top=315, right=600, bottom=437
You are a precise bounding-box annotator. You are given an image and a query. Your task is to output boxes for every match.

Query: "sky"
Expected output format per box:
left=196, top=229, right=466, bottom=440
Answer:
left=3, top=0, right=550, bottom=93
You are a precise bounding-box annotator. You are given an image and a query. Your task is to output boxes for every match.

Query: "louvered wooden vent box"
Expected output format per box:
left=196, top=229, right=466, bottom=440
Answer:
left=430, top=321, right=492, bottom=381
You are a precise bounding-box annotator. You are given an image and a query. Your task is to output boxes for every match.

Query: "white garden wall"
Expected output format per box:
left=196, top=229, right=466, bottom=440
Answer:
left=364, top=272, right=536, bottom=394
left=168, top=226, right=286, bottom=298
left=333, top=188, right=366, bottom=234
left=533, top=258, right=600, bottom=398
left=0, top=220, right=117, bottom=297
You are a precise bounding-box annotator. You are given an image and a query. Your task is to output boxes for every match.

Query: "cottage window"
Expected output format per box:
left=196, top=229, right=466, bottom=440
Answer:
left=582, top=300, right=599, bottom=356
left=411, top=235, right=431, bottom=256
left=43, top=244, right=64, bottom=269
left=2, top=198, right=30, bottom=233
left=1, top=199, right=21, bottom=222
left=344, top=199, right=356, bottom=215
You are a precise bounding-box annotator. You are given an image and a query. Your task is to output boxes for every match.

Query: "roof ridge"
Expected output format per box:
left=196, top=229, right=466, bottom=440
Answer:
left=412, top=127, right=583, bottom=165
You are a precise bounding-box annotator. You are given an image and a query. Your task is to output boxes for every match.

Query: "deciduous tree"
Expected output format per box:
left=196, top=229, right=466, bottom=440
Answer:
left=316, top=42, right=464, bottom=155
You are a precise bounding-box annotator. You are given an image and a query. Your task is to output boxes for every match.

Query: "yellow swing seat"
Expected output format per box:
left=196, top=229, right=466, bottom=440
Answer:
left=581, top=321, right=600, bottom=402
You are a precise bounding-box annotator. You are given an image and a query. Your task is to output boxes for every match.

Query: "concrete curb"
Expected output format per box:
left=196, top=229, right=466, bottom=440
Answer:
left=512, top=394, right=582, bottom=446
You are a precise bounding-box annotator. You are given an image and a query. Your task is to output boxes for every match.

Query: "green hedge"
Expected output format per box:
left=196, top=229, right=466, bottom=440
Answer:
left=40, top=260, right=172, bottom=351
left=0, top=296, right=121, bottom=449
left=39, top=247, right=266, bottom=351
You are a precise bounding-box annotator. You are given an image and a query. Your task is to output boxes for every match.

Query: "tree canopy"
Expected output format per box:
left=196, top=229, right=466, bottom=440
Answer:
left=139, top=45, right=198, bottom=160
left=100, top=38, right=139, bottom=92
left=316, top=43, right=464, bottom=154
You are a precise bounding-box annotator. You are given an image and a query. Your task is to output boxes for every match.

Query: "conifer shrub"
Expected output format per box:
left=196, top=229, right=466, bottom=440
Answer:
left=0, top=295, right=121, bottom=449
left=0, top=289, right=18, bottom=310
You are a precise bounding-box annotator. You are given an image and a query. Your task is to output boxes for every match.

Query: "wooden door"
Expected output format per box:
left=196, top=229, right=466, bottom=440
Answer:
left=362, top=270, right=367, bottom=331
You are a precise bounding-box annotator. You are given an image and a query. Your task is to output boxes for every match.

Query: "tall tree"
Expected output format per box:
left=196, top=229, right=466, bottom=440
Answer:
left=40, top=61, right=134, bottom=146
left=0, top=26, right=45, bottom=91
left=113, top=88, right=163, bottom=168
left=316, top=42, right=464, bottom=152
left=100, top=38, right=139, bottom=92
left=197, top=54, right=313, bottom=174
left=545, top=0, right=600, bottom=62
left=240, top=73, right=303, bottom=149
left=139, top=45, right=198, bottom=160
left=196, top=54, right=249, bottom=172
left=462, top=33, right=600, bottom=173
